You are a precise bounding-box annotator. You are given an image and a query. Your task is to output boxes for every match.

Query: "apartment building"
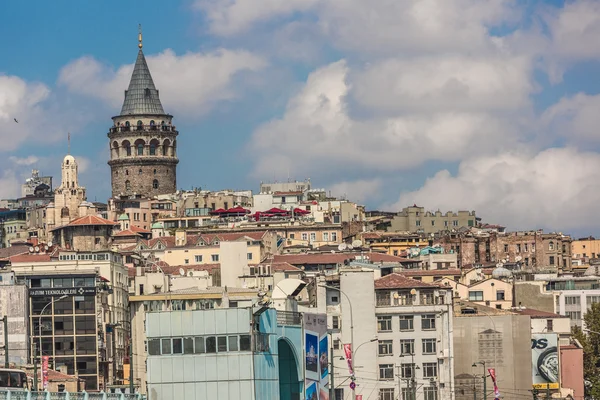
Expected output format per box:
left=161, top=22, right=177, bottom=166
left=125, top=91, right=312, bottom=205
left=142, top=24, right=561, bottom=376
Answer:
left=390, top=205, right=477, bottom=234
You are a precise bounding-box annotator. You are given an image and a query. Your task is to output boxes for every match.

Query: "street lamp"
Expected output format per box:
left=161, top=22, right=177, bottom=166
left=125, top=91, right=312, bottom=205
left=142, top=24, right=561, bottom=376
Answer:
left=318, top=284, right=355, bottom=400
left=36, top=294, right=68, bottom=390
left=472, top=361, right=487, bottom=400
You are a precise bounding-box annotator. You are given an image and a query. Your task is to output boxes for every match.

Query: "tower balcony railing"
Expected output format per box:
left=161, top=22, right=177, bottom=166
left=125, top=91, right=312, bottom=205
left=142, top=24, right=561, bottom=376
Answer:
left=109, top=125, right=176, bottom=134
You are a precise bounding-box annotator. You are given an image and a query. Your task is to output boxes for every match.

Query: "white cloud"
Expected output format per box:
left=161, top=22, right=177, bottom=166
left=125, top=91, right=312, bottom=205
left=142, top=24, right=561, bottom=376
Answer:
left=352, top=55, right=533, bottom=113
left=545, top=0, right=600, bottom=60
left=8, top=155, right=40, bottom=166
left=392, top=148, right=600, bottom=232
left=250, top=60, right=525, bottom=178
left=329, top=178, right=383, bottom=204
left=194, top=0, right=320, bottom=36
left=59, top=48, right=267, bottom=117
left=0, top=170, right=22, bottom=200
left=541, top=92, right=600, bottom=144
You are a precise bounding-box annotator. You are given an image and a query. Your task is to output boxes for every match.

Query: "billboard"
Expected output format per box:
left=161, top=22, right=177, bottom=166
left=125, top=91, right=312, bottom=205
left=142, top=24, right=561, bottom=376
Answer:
left=304, top=313, right=329, bottom=400
left=531, top=333, right=560, bottom=390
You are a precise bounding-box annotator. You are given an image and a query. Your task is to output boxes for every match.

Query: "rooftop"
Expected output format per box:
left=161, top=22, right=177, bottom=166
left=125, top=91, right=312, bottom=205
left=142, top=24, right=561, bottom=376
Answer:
left=273, top=252, right=411, bottom=265
left=120, top=49, right=165, bottom=116
left=375, top=273, right=439, bottom=289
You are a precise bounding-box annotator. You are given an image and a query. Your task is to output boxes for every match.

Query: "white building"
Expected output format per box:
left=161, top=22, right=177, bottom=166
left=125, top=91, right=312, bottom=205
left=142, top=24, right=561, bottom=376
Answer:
left=313, top=269, right=454, bottom=400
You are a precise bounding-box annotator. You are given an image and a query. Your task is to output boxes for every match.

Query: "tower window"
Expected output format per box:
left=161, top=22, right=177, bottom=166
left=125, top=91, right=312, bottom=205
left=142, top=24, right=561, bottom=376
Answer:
left=139, top=169, right=143, bottom=175
left=115, top=171, right=118, bottom=176
left=125, top=180, right=131, bottom=191
left=137, top=120, right=143, bottom=131
left=137, top=143, right=143, bottom=155
left=125, top=170, right=129, bottom=176
left=153, top=169, right=157, bottom=175
left=153, top=180, right=159, bottom=189
left=125, top=121, right=130, bottom=127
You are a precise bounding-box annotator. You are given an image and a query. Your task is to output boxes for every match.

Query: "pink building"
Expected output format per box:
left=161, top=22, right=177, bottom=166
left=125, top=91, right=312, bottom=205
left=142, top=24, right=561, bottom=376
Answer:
left=560, top=343, right=584, bottom=399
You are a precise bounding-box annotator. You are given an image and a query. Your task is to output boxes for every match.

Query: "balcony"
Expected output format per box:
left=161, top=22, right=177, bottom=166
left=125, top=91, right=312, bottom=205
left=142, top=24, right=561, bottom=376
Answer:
left=109, top=124, right=177, bottom=134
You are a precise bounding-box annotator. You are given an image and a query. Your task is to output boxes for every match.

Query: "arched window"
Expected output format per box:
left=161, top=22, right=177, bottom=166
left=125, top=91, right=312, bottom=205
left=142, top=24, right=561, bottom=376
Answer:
left=137, top=143, right=144, bottom=155
left=122, top=140, right=131, bottom=156
left=125, top=180, right=131, bottom=191
left=163, top=139, right=171, bottom=157
left=115, top=170, right=118, bottom=176
left=153, top=179, right=159, bottom=189
left=112, top=141, right=119, bottom=157
left=137, top=120, right=143, bottom=131
left=149, top=139, right=159, bottom=156
left=138, top=169, right=143, bottom=175
left=150, top=120, right=156, bottom=130
left=549, top=242, right=554, bottom=251
left=153, top=169, right=157, bottom=175
left=125, top=170, right=129, bottom=176
left=125, top=121, right=130, bottom=127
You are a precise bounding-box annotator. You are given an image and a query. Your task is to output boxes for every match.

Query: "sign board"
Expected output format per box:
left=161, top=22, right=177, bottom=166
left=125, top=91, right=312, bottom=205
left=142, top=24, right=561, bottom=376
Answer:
left=304, top=313, right=328, bottom=400
left=30, top=287, right=97, bottom=297
left=531, top=333, right=560, bottom=390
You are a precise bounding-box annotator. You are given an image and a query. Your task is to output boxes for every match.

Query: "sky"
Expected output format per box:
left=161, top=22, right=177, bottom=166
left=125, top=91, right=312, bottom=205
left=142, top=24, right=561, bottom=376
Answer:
left=1, top=0, right=600, bottom=236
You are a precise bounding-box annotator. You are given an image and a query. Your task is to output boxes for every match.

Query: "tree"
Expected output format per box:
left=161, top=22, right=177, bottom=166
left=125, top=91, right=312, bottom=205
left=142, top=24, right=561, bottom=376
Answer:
left=572, top=302, right=600, bottom=399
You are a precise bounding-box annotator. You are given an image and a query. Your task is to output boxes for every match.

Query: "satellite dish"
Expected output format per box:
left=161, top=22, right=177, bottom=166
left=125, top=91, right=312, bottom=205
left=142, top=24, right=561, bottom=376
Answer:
left=28, top=247, right=34, bottom=253
left=47, top=241, right=52, bottom=247
left=188, top=271, right=194, bottom=277
left=347, top=244, right=354, bottom=250
left=34, top=246, right=40, bottom=252
left=410, top=289, right=417, bottom=296
left=44, top=245, right=49, bottom=251
left=331, top=250, right=335, bottom=254
left=352, top=240, right=362, bottom=248
left=515, top=256, right=522, bottom=262
left=179, top=268, right=185, bottom=276
left=338, top=243, right=347, bottom=251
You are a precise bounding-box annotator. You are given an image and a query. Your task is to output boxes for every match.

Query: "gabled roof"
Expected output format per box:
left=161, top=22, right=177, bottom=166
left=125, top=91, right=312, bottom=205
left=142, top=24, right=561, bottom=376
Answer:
left=375, top=273, right=439, bottom=289
left=0, top=244, right=30, bottom=260
left=273, top=252, right=412, bottom=265
left=120, top=49, right=165, bottom=116
left=61, top=215, right=118, bottom=228
left=113, top=229, right=141, bottom=237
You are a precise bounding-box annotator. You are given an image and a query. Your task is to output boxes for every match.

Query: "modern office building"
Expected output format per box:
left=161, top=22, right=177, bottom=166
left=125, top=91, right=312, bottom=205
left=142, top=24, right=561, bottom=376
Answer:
left=145, top=307, right=307, bottom=400
left=9, top=248, right=129, bottom=391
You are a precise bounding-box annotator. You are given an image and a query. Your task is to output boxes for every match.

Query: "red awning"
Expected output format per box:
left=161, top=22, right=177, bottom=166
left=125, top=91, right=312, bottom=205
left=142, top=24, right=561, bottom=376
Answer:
left=210, top=208, right=227, bottom=215
left=225, top=206, right=250, bottom=214
left=265, top=207, right=289, bottom=214
left=293, top=208, right=310, bottom=215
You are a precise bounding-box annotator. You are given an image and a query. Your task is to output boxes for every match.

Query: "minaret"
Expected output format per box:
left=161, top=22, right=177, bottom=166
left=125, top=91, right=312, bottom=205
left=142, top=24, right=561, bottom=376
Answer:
left=107, top=26, right=179, bottom=198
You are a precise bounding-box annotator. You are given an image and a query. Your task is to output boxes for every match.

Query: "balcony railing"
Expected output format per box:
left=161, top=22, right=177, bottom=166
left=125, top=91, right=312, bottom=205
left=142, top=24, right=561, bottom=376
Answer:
left=109, top=125, right=176, bottom=133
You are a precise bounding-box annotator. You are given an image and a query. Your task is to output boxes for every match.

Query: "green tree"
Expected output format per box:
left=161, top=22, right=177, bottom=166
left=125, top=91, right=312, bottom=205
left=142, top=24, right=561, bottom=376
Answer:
left=572, top=302, right=600, bottom=398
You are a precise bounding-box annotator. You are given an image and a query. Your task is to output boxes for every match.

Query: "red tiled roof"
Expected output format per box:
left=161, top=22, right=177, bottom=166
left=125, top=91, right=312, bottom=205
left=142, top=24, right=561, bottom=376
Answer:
left=273, top=252, right=412, bottom=265
left=142, top=231, right=267, bottom=249
left=10, top=253, right=52, bottom=263
left=400, top=269, right=462, bottom=277
left=114, top=229, right=141, bottom=237
left=0, top=244, right=30, bottom=260
left=130, top=225, right=151, bottom=234
left=360, top=233, right=382, bottom=239
left=375, top=273, right=440, bottom=289
left=66, top=215, right=118, bottom=227
left=248, top=261, right=301, bottom=272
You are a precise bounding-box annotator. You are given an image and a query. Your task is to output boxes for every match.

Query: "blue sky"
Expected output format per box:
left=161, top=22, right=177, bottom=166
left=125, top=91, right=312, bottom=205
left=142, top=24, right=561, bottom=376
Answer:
left=2, top=0, right=600, bottom=235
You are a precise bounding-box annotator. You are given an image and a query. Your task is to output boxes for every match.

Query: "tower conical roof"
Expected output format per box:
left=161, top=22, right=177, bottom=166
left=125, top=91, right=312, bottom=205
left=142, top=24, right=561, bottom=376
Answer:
left=120, top=49, right=165, bottom=116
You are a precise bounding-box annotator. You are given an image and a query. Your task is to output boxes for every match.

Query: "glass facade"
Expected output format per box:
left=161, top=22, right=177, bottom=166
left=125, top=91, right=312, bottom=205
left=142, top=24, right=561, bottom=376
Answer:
left=28, top=275, right=99, bottom=391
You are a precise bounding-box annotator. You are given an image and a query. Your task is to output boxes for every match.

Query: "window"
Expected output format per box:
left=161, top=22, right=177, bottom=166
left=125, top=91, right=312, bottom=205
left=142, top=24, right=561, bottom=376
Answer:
left=137, top=143, right=144, bottom=155
left=229, top=336, right=238, bottom=351
left=399, top=315, right=414, bottom=331
left=422, top=339, right=436, bottom=355
left=565, top=296, right=581, bottom=305
left=217, top=336, right=228, bottom=352
left=147, top=339, right=160, bottom=355
left=195, top=255, right=203, bottom=263
left=289, top=233, right=295, bottom=239
left=205, top=337, right=216, bottom=353
left=332, top=316, right=340, bottom=330
left=331, top=296, right=339, bottom=303
left=468, top=291, right=483, bottom=301
left=153, top=179, right=159, bottom=189
left=184, top=338, right=194, bottom=354
left=379, top=388, right=395, bottom=400
left=422, top=314, right=436, bottom=330
left=431, top=220, right=435, bottom=226
left=517, top=244, right=521, bottom=253
left=400, top=339, right=414, bottom=355
left=377, top=316, right=392, bottom=332
left=546, top=319, right=553, bottom=332
left=566, top=311, right=582, bottom=320
left=335, top=389, right=344, bottom=400
left=240, top=335, right=251, bottom=351
left=378, top=340, right=393, bottom=356
left=453, top=220, right=458, bottom=226
left=310, top=232, right=316, bottom=242
left=549, top=256, right=555, bottom=265
left=161, top=338, right=171, bottom=354
left=549, top=242, right=554, bottom=250
left=402, top=388, right=415, bottom=400
left=423, top=362, right=437, bottom=378
left=401, top=363, right=415, bottom=378
left=416, top=220, right=421, bottom=227
left=331, top=232, right=337, bottom=241
left=211, top=254, right=219, bottom=262
left=184, top=259, right=189, bottom=265
left=333, top=339, right=341, bottom=350
left=504, top=244, right=509, bottom=252
left=125, top=180, right=131, bottom=191
left=173, top=338, right=183, bottom=354
left=301, top=233, right=308, bottom=241
left=323, top=232, right=329, bottom=241
left=423, top=387, right=438, bottom=400
left=496, top=290, right=505, bottom=301
left=247, top=253, right=253, bottom=260
left=379, top=364, right=394, bottom=380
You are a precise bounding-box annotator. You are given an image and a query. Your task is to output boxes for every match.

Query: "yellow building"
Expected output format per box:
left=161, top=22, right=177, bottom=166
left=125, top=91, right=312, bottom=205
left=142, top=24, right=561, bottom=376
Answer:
left=572, top=237, right=600, bottom=260
left=359, top=231, right=428, bottom=256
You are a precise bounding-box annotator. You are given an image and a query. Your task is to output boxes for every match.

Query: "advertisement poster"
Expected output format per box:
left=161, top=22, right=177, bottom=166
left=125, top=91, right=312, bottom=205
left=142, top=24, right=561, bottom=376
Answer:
left=531, top=333, right=560, bottom=389
left=304, top=313, right=329, bottom=400
left=42, top=356, right=49, bottom=389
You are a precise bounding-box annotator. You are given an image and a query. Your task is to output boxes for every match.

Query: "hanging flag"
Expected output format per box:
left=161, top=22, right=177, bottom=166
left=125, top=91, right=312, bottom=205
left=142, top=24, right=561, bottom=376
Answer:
left=488, top=368, right=500, bottom=400
left=42, top=356, right=49, bottom=390
left=356, top=396, right=363, bottom=400
left=343, top=343, right=354, bottom=375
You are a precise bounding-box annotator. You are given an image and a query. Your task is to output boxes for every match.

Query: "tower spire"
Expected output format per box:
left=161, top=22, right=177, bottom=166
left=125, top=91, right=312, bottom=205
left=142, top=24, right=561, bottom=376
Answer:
left=138, top=24, right=143, bottom=49
left=68, top=132, right=71, bottom=155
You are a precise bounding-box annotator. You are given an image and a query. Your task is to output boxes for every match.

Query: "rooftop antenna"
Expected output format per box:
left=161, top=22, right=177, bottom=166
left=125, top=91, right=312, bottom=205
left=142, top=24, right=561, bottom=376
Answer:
left=138, top=24, right=143, bottom=49
left=67, top=132, right=71, bottom=155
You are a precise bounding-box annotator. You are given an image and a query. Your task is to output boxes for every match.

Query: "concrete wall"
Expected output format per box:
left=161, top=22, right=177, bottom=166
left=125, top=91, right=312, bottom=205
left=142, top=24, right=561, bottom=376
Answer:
left=0, top=283, right=29, bottom=365
left=220, top=242, right=249, bottom=289
left=453, top=315, right=532, bottom=400
left=515, top=282, right=556, bottom=313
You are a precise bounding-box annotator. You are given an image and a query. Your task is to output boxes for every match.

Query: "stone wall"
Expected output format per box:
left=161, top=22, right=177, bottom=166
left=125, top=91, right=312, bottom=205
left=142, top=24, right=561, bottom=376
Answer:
left=110, top=162, right=176, bottom=198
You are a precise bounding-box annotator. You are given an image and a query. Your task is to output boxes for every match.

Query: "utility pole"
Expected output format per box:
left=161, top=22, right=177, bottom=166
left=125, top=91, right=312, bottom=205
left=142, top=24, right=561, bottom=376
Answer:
left=329, top=332, right=334, bottom=400
left=129, top=320, right=134, bottom=394
left=2, top=315, right=8, bottom=367
left=546, top=384, right=550, bottom=399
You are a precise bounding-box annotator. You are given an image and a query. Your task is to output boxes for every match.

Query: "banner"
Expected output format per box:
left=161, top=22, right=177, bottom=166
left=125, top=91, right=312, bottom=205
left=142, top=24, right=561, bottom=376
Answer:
left=531, top=333, right=560, bottom=390
left=343, top=343, right=353, bottom=375
left=42, top=356, right=49, bottom=389
left=488, top=368, right=500, bottom=399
